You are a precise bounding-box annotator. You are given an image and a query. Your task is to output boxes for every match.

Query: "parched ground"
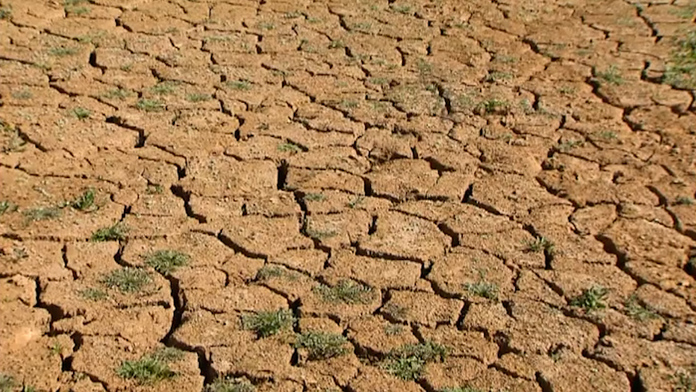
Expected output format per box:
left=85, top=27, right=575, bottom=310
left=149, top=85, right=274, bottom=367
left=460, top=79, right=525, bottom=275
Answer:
left=1, top=0, right=696, bottom=391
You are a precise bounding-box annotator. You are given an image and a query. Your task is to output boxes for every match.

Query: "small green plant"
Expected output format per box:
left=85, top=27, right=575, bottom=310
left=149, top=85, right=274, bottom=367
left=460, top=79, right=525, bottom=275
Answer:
left=0, top=374, right=14, bottom=392
left=675, top=196, right=695, bottom=205
left=464, top=280, right=498, bottom=300
left=382, top=342, right=448, bottom=381
left=2, top=126, right=27, bottom=153
left=672, top=367, right=696, bottom=392
left=146, top=184, right=164, bottom=194
left=206, top=377, right=256, bottom=392
left=71, top=107, right=91, bottom=120
left=314, top=280, right=373, bottom=304
left=304, top=193, right=325, bottom=202
left=255, top=265, right=287, bottom=281
left=0, top=200, right=17, bottom=215
left=49, top=46, right=78, bottom=56
left=476, top=98, right=510, bottom=115
left=103, top=88, right=130, bottom=100
left=339, top=99, right=359, bottom=109
left=384, top=324, right=404, bottom=336
left=78, top=287, right=108, bottom=301
left=484, top=71, right=513, bottom=83
left=558, top=85, right=577, bottom=95
left=347, top=196, right=364, bottom=209
left=50, top=341, right=63, bottom=355
left=144, top=249, right=190, bottom=275
left=328, top=40, right=345, bottom=49
left=11, top=89, right=32, bottom=100
left=391, top=4, right=412, bottom=13
left=70, top=188, right=96, bottom=211
left=663, top=30, right=696, bottom=89
left=524, top=236, right=555, bottom=254
left=594, top=65, right=624, bottom=85
left=101, top=267, right=152, bottom=294
left=0, top=5, right=12, bottom=20
left=67, top=5, right=89, bottom=15
left=136, top=99, right=164, bottom=112
left=597, top=130, right=617, bottom=140
left=116, top=348, right=183, bottom=384
left=186, top=93, right=211, bottom=102
left=150, top=82, right=177, bottom=95
left=624, top=295, right=658, bottom=321
left=277, top=142, right=301, bottom=153
left=416, top=58, right=432, bottom=74
left=242, top=309, right=294, bottom=338
left=569, top=286, right=608, bottom=312
left=283, top=10, right=304, bottom=19
left=226, top=80, right=252, bottom=90
left=382, top=303, right=409, bottom=319
left=294, top=331, right=349, bottom=360
left=23, top=207, right=62, bottom=222
left=257, top=22, right=275, bottom=30
left=557, top=139, right=584, bottom=151
left=91, top=223, right=127, bottom=241
left=368, top=77, right=389, bottom=85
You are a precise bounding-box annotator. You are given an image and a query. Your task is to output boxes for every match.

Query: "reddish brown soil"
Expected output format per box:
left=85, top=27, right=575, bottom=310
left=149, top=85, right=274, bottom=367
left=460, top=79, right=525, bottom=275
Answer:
left=1, top=0, right=696, bottom=391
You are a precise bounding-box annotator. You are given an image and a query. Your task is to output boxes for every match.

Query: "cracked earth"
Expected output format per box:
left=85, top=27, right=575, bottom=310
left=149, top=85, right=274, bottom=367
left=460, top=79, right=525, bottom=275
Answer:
left=1, top=0, right=696, bottom=391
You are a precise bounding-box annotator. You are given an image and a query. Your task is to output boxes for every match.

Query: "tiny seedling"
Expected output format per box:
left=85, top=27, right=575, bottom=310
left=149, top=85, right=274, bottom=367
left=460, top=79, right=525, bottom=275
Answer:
left=23, top=207, right=62, bottom=222
left=72, top=107, right=91, bottom=120
left=70, top=188, right=95, bottom=211
left=0, top=374, right=14, bottom=392
left=303, top=193, right=325, bottom=202
left=675, top=196, right=695, bottom=205
left=314, top=280, right=373, bottom=304
left=594, top=65, right=624, bottom=86
left=294, top=331, right=349, bottom=360
left=144, top=249, right=190, bottom=275
left=206, top=377, right=255, bottom=392
left=524, top=236, right=555, bottom=255
left=226, top=80, right=252, bottom=90
left=382, top=342, right=448, bottom=381
left=186, top=93, right=211, bottom=102
left=255, top=265, right=287, bottom=281
left=624, top=295, right=658, bottom=321
left=242, top=309, right=294, bottom=338
left=347, top=196, right=365, bottom=209
left=50, top=341, right=63, bottom=355
left=78, top=287, right=108, bottom=301
left=101, top=267, right=152, bottom=294
left=464, top=280, right=499, bottom=300
left=570, top=286, right=608, bottom=312
left=383, top=324, right=404, bottom=336
left=49, top=47, right=78, bottom=57
left=0, top=201, right=18, bottom=215
left=150, top=82, right=177, bottom=95
left=146, top=184, right=164, bottom=194
left=136, top=99, right=164, bottom=112
left=277, top=143, right=301, bottom=153
left=91, top=223, right=127, bottom=241
left=116, top=348, right=183, bottom=384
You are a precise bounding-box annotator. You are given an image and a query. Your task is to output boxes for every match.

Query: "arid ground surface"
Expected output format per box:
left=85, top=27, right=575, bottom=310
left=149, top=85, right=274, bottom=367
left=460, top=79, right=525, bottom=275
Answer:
left=1, top=0, right=696, bottom=391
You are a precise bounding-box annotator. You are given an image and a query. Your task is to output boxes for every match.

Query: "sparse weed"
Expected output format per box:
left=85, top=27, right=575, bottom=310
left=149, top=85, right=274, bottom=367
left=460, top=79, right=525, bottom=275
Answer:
left=49, top=46, right=78, bottom=57
left=0, top=5, right=12, bottom=20
left=339, top=99, right=359, bottom=109
left=594, top=65, right=624, bottom=85
left=2, top=129, right=27, bottom=153
left=283, top=11, right=304, bottom=19
left=524, top=236, right=555, bottom=255
left=382, top=342, right=448, bottom=381
left=329, top=40, right=345, bottom=49
left=391, top=4, right=412, bottom=14
left=305, top=225, right=338, bottom=240
left=597, top=130, right=618, bottom=140
left=464, top=280, right=499, bottom=300
left=150, top=82, right=177, bottom=95
left=314, top=280, right=373, bottom=304
left=91, top=223, right=127, bottom=241
left=347, top=196, right=364, bottom=209
left=384, top=324, right=404, bottom=336
left=242, top=309, right=294, bottom=338
left=557, top=139, right=584, bottom=151
left=116, top=348, right=183, bottom=384
left=50, top=341, right=63, bottom=355
left=146, top=184, right=164, bottom=194
left=144, top=249, right=189, bottom=275
left=136, top=99, right=164, bottom=112
left=11, top=89, right=32, bottom=100
left=226, top=80, right=252, bottom=90
left=304, top=193, right=325, bottom=202
left=257, top=22, right=275, bottom=30
left=476, top=98, right=510, bottom=115
left=368, top=77, right=389, bottom=85
left=70, top=188, right=96, bottom=211
left=23, top=207, right=62, bottom=222
left=101, top=267, right=152, bottom=294
left=558, top=85, right=577, bottom=95
left=625, top=295, right=659, bottom=321
left=0, top=201, right=18, bottom=215
left=570, top=286, right=608, bottom=312
left=78, top=287, right=108, bottom=301
left=675, top=196, right=695, bottom=205
left=294, top=331, right=349, bottom=360
left=0, top=374, right=14, bottom=392
left=382, top=303, right=409, bottom=319
left=103, top=88, right=130, bottom=100
left=277, top=142, right=301, bottom=153
left=186, top=93, right=211, bottom=102
left=672, top=367, right=696, bottom=392
left=664, top=30, right=696, bottom=89
left=484, top=71, right=513, bottom=83
left=256, top=265, right=294, bottom=281
left=206, top=377, right=256, bottom=392
left=416, top=58, right=432, bottom=74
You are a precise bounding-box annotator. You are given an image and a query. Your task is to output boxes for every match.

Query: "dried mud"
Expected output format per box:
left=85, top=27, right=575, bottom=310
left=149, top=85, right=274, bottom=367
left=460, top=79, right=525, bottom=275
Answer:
left=1, top=0, right=696, bottom=391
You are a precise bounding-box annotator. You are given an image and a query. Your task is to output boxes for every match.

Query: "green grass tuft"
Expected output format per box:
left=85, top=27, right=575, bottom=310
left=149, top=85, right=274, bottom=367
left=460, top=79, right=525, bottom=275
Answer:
left=242, top=309, right=294, bottom=338
left=144, top=249, right=189, bottom=275
left=136, top=99, right=164, bottom=112
left=70, top=188, right=96, bottom=211
left=464, top=280, right=498, bottom=300
left=277, top=142, right=302, bottom=153
left=664, top=30, right=696, bottom=90
left=625, top=295, right=659, bottom=321
left=675, top=196, right=695, bottom=205
left=0, top=201, right=18, bottom=215
left=186, top=93, right=212, bottom=102
left=49, top=46, right=78, bottom=57
left=23, top=207, right=62, bottom=222
left=303, top=193, right=325, bottom=202
left=206, top=377, right=255, bottom=392
left=524, top=236, right=555, bottom=255
left=294, top=331, right=349, bottom=360
left=101, top=267, right=152, bottom=294
left=0, top=5, right=12, bottom=20
left=72, top=107, right=91, bottom=120
left=116, top=348, right=182, bottom=384
left=78, top=287, right=108, bottom=301
left=314, top=280, right=373, bottom=304
left=0, top=374, right=15, bottom=392
left=91, top=223, right=127, bottom=241
left=150, top=82, right=177, bottom=95
left=382, top=342, right=448, bottom=380
left=594, top=65, right=624, bottom=85
left=570, top=286, right=608, bottom=312
left=226, top=80, right=252, bottom=90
